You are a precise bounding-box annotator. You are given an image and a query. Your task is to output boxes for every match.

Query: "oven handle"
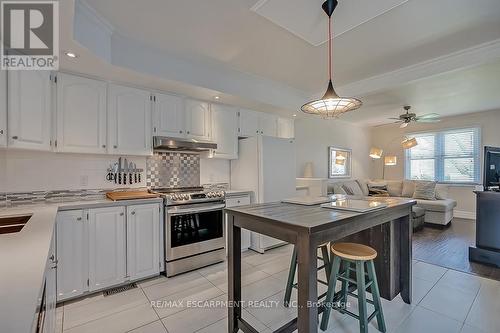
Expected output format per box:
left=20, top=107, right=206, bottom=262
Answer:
left=167, top=203, right=226, bottom=215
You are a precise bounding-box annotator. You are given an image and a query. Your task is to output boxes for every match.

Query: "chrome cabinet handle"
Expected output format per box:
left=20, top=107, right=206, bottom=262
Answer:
left=131, top=211, right=135, bottom=215
left=76, top=217, right=82, bottom=221
left=187, top=131, right=190, bottom=134
left=256, top=130, right=259, bottom=133
left=12, top=135, right=18, bottom=139
left=179, top=130, right=183, bottom=134
left=119, top=212, right=124, bottom=216
left=113, top=145, right=118, bottom=149
left=49, top=254, right=55, bottom=261
left=0, top=129, right=3, bottom=134
left=102, top=144, right=106, bottom=148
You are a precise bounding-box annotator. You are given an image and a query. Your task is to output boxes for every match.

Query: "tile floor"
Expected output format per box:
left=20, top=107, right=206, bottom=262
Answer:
left=57, top=245, right=500, bottom=333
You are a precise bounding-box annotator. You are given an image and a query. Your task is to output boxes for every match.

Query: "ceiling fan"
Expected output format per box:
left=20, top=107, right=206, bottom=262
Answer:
left=388, top=105, right=441, bottom=128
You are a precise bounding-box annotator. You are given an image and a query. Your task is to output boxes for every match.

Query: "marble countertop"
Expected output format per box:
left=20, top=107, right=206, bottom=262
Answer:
left=0, top=197, right=163, bottom=333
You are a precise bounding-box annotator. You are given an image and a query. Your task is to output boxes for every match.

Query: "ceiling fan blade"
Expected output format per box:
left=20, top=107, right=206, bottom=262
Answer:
left=400, top=122, right=409, bottom=128
left=388, top=117, right=401, bottom=120
left=416, top=113, right=440, bottom=119
left=416, top=119, right=441, bottom=123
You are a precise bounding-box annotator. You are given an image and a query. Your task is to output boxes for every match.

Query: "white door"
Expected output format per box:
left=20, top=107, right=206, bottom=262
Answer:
left=126, top=204, right=160, bottom=280
left=108, top=84, right=152, bottom=156
left=7, top=71, right=51, bottom=150
left=56, top=73, right=107, bottom=153
left=43, top=230, right=57, bottom=333
left=153, top=93, right=185, bottom=138
left=277, top=117, right=295, bottom=139
left=211, top=104, right=238, bottom=159
left=0, top=68, right=6, bottom=147
left=259, top=113, right=278, bottom=137
left=238, top=109, right=260, bottom=137
left=88, top=207, right=126, bottom=291
left=185, top=99, right=211, bottom=141
left=56, top=210, right=88, bottom=301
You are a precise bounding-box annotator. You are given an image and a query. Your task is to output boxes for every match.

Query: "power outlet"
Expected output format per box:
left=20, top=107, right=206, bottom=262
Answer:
left=80, top=175, right=88, bottom=187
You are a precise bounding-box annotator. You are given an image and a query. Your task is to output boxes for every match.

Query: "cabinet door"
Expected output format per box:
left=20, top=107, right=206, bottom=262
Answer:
left=239, top=109, right=260, bottom=137
left=56, top=73, right=107, bottom=153
left=259, top=113, right=278, bottom=137
left=211, top=104, right=238, bottom=159
left=153, top=93, right=185, bottom=138
left=43, top=230, right=57, bottom=333
left=126, top=203, right=160, bottom=280
left=7, top=70, right=51, bottom=150
left=56, top=210, right=88, bottom=301
left=88, top=207, right=126, bottom=291
left=108, top=84, right=152, bottom=156
left=277, top=117, right=295, bottom=139
left=185, top=99, right=211, bottom=141
left=225, top=194, right=251, bottom=251
left=0, top=68, right=6, bottom=147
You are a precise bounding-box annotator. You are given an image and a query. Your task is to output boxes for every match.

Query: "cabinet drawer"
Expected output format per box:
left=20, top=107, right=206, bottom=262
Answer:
left=226, top=195, right=251, bottom=207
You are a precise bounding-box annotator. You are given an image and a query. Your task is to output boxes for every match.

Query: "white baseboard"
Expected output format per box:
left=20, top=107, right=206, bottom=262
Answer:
left=454, top=210, right=475, bottom=220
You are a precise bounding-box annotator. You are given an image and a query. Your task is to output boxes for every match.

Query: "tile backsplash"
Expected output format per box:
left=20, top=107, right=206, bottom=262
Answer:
left=146, top=152, right=200, bottom=188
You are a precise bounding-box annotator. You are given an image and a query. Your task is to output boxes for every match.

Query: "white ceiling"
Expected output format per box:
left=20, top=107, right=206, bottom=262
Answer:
left=59, top=0, right=500, bottom=125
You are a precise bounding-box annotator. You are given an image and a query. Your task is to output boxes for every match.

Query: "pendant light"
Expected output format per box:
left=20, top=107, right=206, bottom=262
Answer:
left=301, top=0, right=362, bottom=117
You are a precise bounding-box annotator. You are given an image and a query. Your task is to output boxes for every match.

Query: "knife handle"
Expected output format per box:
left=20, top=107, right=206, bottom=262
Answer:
left=129, top=173, right=132, bottom=184
left=118, top=173, right=121, bottom=184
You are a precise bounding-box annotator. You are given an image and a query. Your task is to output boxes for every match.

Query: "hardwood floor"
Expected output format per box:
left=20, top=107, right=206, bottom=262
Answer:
left=413, top=218, right=500, bottom=280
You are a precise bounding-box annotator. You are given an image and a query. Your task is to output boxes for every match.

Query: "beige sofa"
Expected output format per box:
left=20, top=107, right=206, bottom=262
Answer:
left=327, top=179, right=457, bottom=227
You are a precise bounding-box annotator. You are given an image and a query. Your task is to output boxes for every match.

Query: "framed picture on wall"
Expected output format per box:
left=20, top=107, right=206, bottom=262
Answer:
left=328, top=147, right=352, bottom=178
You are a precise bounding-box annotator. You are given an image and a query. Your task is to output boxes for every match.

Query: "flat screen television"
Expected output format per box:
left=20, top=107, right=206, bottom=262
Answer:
left=484, top=146, right=500, bottom=190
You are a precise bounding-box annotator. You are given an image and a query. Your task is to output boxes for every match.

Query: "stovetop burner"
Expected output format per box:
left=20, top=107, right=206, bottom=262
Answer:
left=150, top=187, right=225, bottom=205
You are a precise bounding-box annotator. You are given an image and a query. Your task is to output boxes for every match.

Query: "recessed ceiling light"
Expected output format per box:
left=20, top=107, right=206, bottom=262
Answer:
left=214, top=96, right=220, bottom=100
left=64, top=51, right=77, bottom=58
left=293, top=114, right=297, bottom=117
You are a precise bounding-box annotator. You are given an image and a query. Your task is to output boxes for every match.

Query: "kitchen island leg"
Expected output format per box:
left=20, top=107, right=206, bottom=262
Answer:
left=400, top=213, right=412, bottom=304
left=228, top=216, right=241, bottom=333
left=297, top=233, right=318, bottom=333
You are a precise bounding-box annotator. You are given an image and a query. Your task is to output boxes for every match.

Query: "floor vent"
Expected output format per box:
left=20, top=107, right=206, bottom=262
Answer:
left=103, top=283, right=137, bottom=297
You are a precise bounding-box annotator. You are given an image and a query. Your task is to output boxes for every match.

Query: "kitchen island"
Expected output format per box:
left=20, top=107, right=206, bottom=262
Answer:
left=226, top=197, right=415, bottom=333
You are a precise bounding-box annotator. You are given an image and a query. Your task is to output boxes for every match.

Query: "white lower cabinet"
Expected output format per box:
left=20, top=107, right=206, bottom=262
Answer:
left=56, top=203, right=161, bottom=302
left=56, top=210, right=88, bottom=301
left=0, top=68, right=6, bottom=147
left=43, top=230, right=57, bottom=333
left=225, top=194, right=251, bottom=251
left=88, top=206, right=127, bottom=292
left=126, top=204, right=160, bottom=280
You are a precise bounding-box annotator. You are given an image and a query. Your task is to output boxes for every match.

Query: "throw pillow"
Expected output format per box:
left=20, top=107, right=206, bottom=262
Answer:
left=435, top=184, right=448, bottom=200
left=402, top=180, right=415, bottom=197
left=386, top=180, right=403, bottom=197
left=356, top=179, right=370, bottom=196
left=413, top=181, right=437, bottom=200
left=332, top=183, right=347, bottom=195
left=342, top=180, right=364, bottom=196
left=368, top=182, right=389, bottom=197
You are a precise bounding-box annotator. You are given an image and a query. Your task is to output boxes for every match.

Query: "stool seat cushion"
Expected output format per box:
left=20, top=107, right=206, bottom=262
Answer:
left=331, top=242, right=377, bottom=261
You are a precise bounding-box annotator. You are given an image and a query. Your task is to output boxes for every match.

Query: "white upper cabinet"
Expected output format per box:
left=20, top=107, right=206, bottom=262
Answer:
left=238, top=109, right=279, bottom=137
left=126, top=203, right=160, bottom=280
left=153, top=93, right=185, bottom=138
left=277, top=117, right=295, bottom=139
left=0, top=68, right=6, bottom=147
left=88, top=206, right=126, bottom=292
left=185, top=99, right=211, bottom=141
left=239, top=109, right=260, bottom=137
left=56, top=73, right=107, bottom=154
left=7, top=71, right=51, bottom=150
left=108, top=84, right=152, bottom=156
left=56, top=210, right=88, bottom=301
left=211, top=104, right=238, bottom=159
left=259, top=113, right=278, bottom=137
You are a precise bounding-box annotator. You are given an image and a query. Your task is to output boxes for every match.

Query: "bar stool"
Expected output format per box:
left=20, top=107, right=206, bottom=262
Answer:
left=320, top=242, right=386, bottom=333
left=284, top=243, right=331, bottom=307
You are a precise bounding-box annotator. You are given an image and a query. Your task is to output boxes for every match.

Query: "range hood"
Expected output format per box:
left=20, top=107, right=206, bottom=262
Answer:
left=153, top=136, right=217, bottom=152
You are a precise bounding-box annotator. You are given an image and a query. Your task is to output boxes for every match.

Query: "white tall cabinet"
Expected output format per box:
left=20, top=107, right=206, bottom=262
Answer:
left=7, top=70, right=52, bottom=150
left=107, top=84, right=152, bottom=155
left=211, top=104, right=238, bottom=159
left=56, top=73, right=107, bottom=154
left=277, top=117, right=295, bottom=139
left=88, top=206, right=127, bottom=292
left=0, top=68, right=6, bottom=147
left=126, top=204, right=160, bottom=280
left=185, top=99, right=211, bottom=141
left=56, top=210, right=88, bottom=301
left=238, top=109, right=278, bottom=137
left=153, top=93, right=185, bottom=137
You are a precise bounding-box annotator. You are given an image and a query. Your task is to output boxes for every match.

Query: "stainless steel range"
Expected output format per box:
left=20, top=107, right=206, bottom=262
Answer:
left=151, top=187, right=226, bottom=277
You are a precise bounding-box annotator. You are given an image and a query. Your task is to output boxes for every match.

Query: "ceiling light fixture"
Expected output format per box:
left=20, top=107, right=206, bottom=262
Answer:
left=301, top=0, right=362, bottom=118
left=64, top=51, right=78, bottom=58
left=214, top=96, right=220, bottom=100
left=369, top=147, right=383, bottom=159
left=401, top=137, right=418, bottom=149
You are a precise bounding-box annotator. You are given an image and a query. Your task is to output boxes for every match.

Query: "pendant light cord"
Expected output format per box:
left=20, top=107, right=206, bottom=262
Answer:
left=328, top=15, right=332, bottom=81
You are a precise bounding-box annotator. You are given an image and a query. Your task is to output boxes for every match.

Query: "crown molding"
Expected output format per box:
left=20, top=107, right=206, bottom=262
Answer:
left=338, top=38, right=500, bottom=97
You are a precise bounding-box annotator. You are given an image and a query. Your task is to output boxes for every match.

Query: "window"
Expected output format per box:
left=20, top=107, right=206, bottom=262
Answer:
left=405, top=128, right=480, bottom=183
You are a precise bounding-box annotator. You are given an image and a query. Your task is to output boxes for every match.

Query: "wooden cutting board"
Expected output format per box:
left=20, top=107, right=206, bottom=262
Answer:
left=106, top=191, right=160, bottom=201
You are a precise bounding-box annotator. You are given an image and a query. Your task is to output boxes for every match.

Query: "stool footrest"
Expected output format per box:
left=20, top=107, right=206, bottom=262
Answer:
left=337, top=275, right=374, bottom=289
left=347, top=291, right=375, bottom=305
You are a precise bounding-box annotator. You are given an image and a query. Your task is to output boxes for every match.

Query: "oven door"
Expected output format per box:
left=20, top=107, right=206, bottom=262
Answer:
left=166, top=202, right=225, bottom=261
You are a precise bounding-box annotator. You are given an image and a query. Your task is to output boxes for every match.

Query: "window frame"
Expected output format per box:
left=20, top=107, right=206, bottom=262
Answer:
left=404, top=127, right=481, bottom=184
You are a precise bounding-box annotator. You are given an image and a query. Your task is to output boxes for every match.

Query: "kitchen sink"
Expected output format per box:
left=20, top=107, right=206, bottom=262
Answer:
left=0, top=215, right=32, bottom=234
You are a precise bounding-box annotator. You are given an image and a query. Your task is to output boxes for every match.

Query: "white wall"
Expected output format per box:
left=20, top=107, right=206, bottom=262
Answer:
left=370, top=109, right=500, bottom=217
left=294, top=117, right=372, bottom=180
